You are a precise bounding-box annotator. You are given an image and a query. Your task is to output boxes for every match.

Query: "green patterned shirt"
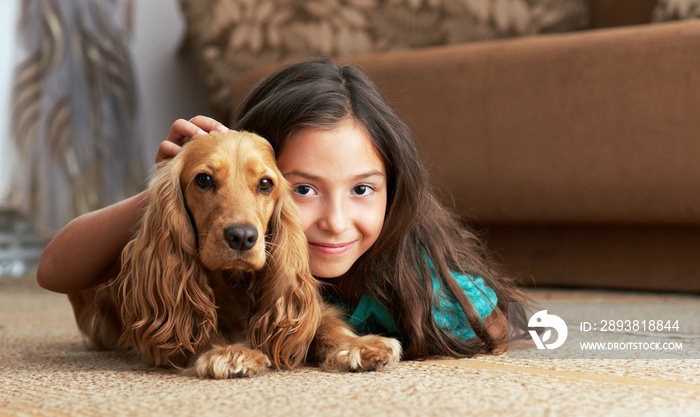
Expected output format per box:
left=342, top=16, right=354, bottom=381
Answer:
left=324, top=263, right=498, bottom=341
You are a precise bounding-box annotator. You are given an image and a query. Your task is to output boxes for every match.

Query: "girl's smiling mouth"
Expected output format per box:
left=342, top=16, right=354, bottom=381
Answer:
left=308, top=241, right=356, bottom=255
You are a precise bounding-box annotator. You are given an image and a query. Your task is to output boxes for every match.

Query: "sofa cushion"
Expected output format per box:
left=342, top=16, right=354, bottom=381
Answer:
left=177, top=0, right=589, bottom=121
left=232, top=20, right=700, bottom=226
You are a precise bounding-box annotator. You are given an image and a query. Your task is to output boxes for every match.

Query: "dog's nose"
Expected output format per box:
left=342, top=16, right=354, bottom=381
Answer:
left=224, top=225, right=258, bottom=252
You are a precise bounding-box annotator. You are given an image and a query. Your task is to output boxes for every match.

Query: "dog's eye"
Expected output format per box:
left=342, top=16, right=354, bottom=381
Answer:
left=195, top=173, right=214, bottom=190
left=258, top=178, right=274, bottom=194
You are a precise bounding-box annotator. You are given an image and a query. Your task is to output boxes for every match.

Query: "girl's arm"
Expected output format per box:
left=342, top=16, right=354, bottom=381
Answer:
left=36, top=116, right=229, bottom=294
left=36, top=191, right=149, bottom=293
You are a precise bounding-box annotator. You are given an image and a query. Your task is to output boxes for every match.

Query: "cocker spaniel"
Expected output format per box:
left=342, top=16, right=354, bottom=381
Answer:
left=68, top=131, right=401, bottom=378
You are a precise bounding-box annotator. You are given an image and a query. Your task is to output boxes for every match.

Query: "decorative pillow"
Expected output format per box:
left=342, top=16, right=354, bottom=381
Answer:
left=652, top=0, right=700, bottom=21
left=177, top=0, right=589, bottom=121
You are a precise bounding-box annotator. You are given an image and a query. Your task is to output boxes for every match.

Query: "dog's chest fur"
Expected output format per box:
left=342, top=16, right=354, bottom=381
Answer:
left=208, top=270, right=254, bottom=340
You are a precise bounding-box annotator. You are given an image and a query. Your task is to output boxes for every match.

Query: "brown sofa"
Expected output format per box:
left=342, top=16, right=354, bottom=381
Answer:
left=190, top=0, right=700, bottom=293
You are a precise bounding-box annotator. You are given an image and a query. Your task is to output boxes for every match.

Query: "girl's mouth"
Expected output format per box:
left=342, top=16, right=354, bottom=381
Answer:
left=308, top=241, right=356, bottom=255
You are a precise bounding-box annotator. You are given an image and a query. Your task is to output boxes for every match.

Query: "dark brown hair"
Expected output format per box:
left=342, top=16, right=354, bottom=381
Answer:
left=234, top=58, right=526, bottom=359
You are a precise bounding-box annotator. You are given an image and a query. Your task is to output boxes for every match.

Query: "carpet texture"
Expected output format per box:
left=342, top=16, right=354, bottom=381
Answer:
left=1, top=276, right=699, bottom=417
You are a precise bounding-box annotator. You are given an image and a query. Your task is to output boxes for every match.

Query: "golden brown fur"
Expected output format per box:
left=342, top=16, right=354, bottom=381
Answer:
left=68, top=131, right=401, bottom=378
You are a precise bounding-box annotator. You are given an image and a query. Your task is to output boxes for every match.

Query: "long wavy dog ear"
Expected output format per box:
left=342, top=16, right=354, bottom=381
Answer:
left=117, top=157, right=217, bottom=368
left=248, top=180, right=322, bottom=369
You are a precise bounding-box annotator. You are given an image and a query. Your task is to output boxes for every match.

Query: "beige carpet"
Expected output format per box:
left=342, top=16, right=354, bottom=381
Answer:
left=1, top=276, right=699, bottom=417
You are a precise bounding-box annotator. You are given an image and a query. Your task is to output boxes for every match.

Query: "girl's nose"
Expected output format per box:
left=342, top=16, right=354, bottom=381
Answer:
left=319, top=197, right=350, bottom=235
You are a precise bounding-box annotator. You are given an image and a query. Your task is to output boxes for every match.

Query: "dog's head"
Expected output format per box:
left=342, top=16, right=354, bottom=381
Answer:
left=117, top=131, right=321, bottom=370
left=179, top=131, right=282, bottom=271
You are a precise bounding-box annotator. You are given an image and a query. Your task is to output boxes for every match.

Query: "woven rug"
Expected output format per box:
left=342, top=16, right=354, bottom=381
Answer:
left=1, top=276, right=698, bottom=417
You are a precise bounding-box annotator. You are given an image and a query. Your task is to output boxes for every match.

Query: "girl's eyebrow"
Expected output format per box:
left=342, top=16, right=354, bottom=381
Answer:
left=353, top=170, right=385, bottom=181
left=282, top=170, right=320, bottom=180
left=282, top=170, right=385, bottom=181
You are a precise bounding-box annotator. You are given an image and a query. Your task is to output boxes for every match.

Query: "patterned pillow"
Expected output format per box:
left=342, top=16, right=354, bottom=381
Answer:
left=177, top=0, right=589, bottom=121
left=652, top=0, right=700, bottom=21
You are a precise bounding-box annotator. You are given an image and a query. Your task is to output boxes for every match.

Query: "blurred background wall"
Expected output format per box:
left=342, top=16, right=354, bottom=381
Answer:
left=0, top=0, right=211, bottom=202
left=0, top=0, right=20, bottom=199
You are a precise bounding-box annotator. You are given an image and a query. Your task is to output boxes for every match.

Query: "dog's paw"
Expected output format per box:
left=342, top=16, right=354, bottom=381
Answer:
left=188, top=344, right=271, bottom=379
left=322, top=335, right=402, bottom=372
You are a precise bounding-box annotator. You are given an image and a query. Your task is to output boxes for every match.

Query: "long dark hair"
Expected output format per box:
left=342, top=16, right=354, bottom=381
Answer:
left=234, top=58, right=526, bottom=359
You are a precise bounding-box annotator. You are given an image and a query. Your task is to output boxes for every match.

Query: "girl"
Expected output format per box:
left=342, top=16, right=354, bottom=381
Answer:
left=38, top=58, right=526, bottom=360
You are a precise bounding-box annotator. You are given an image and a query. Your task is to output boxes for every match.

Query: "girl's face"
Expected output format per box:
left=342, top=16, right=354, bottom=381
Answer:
left=277, top=118, right=387, bottom=278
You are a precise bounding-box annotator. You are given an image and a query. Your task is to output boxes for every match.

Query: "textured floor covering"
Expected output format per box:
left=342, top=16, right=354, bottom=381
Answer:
left=1, top=276, right=699, bottom=417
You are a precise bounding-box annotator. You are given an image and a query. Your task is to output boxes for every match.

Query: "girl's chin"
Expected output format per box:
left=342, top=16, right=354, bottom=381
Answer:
left=310, top=270, right=347, bottom=279
left=309, top=261, right=353, bottom=279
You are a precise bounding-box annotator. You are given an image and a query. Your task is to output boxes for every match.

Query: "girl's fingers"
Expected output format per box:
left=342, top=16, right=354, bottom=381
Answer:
left=164, top=120, right=200, bottom=148
left=155, top=140, right=182, bottom=164
left=188, top=115, right=229, bottom=133
left=166, top=119, right=206, bottom=147
left=166, top=117, right=229, bottom=146
left=159, top=116, right=231, bottom=164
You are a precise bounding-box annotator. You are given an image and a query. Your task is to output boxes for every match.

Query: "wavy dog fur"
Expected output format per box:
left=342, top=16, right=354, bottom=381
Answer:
left=69, top=131, right=401, bottom=378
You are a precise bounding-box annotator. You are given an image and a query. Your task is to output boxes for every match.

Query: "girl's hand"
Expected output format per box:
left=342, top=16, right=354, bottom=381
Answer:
left=156, top=116, right=231, bottom=163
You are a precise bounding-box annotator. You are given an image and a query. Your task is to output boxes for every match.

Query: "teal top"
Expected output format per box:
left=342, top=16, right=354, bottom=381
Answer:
left=324, top=261, right=498, bottom=342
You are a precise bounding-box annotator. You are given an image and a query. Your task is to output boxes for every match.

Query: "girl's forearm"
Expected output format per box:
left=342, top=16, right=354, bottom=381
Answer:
left=36, top=190, right=149, bottom=294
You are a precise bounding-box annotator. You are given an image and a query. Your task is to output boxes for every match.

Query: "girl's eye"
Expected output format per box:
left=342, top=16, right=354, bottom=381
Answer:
left=293, top=185, right=316, bottom=196
left=352, top=184, right=374, bottom=196
left=258, top=178, right=274, bottom=194
left=195, top=173, right=214, bottom=190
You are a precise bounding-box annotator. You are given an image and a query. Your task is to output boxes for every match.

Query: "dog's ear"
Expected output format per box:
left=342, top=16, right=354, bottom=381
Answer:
left=117, top=157, right=217, bottom=367
left=248, top=181, right=322, bottom=369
